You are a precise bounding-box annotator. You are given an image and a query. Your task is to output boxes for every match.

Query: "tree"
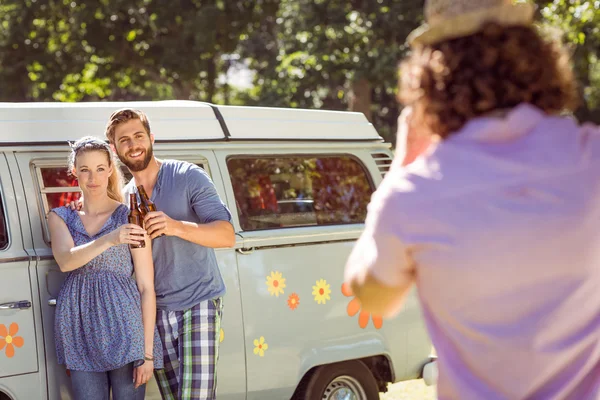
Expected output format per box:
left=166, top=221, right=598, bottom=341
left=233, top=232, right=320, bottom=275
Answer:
left=238, top=0, right=599, bottom=141
left=536, top=0, right=600, bottom=123
left=1, top=0, right=272, bottom=102
left=237, top=0, right=424, bottom=143
left=0, top=0, right=597, bottom=134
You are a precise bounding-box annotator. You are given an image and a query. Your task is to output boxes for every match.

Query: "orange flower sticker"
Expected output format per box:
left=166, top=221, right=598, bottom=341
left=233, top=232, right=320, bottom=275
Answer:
left=287, top=293, right=300, bottom=310
left=341, top=283, right=383, bottom=329
left=0, top=323, right=24, bottom=358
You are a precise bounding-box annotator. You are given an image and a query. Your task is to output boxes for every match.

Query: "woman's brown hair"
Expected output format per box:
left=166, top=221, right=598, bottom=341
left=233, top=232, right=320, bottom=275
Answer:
left=68, top=136, right=124, bottom=203
left=399, top=23, right=579, bottom=139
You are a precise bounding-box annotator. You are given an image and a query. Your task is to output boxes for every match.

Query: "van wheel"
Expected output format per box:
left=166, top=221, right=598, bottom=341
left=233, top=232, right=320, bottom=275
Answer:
left=298, top=360, right=379, bottom=400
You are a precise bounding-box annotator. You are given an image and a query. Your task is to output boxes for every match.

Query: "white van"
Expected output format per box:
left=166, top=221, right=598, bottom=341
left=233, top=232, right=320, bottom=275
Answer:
left=0, top=101, right=436, bottom=400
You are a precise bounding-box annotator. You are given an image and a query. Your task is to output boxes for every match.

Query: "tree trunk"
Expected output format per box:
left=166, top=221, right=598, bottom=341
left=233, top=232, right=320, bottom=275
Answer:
left=572, top=26, right=599, bottom=123
left=174, top=81, right=193, bottom=100
left=206, top=58, right=217, bottom=103
left=349, top=78, right=372, bottom=121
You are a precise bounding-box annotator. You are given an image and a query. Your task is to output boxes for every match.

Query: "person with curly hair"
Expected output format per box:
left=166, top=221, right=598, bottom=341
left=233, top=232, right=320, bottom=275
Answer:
left=345, top=0, right=600, bottom=399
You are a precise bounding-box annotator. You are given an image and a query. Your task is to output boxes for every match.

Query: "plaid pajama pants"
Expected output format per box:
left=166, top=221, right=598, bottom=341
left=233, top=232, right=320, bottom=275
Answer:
left=154, top=298, right=223, bottom=400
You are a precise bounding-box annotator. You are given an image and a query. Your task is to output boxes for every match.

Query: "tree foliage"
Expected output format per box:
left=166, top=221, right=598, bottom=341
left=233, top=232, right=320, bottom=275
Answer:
left=0, top=0, right=598, bottom=141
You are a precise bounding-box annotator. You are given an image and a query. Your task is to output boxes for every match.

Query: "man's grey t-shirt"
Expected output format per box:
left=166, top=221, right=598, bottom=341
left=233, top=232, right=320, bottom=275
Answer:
left=124, top=159, right=232, bottom=311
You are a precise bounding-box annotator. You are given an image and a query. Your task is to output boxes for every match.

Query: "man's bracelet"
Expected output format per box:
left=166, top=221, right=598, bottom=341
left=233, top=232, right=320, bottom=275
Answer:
left=144, top=354, right=154, bottom=361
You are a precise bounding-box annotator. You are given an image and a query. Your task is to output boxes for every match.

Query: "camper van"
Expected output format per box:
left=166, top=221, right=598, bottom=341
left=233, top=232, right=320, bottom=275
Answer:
left=0, top=101, right=436, bottom=400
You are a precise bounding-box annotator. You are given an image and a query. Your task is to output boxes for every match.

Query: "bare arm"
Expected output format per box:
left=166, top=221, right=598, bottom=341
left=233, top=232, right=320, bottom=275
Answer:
left=173, top=219, right=235, bottom=248
left=344, top=175, right=416, bottom=318
left=131, top=237, right=156, bottom=387
left=48, top=212, right=147, bottom=272
left=49, top=212, right=113, bottom=272
left=344, top=227, right=416, bottom=318
left=144, top=212, right=235, bottom=248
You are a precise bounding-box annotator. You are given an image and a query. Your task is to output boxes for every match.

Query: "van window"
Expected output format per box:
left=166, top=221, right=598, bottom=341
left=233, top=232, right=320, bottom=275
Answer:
left=35, top=160, right=209, bottom=243
left=0, top=188, right=8, bottom=250
left=227, top=155, right=374, bottom=231
left=38, top=162, right=208, bottom=211
left=39, top=167, right=81, bottom=210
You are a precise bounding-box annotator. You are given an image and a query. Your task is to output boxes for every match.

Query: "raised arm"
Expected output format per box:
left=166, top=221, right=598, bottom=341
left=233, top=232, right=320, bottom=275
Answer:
left=48, top=212, right=147, bottom=272
left=344, top=179, right=416, bottom=318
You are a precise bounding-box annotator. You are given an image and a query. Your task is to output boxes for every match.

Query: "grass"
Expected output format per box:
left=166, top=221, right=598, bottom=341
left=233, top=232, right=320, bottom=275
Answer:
left=380, top=379, right=437, bottom=400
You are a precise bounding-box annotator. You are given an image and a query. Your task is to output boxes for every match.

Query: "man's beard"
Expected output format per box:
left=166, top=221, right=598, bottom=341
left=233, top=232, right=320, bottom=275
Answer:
left=117, top=145, right=154, bottom=172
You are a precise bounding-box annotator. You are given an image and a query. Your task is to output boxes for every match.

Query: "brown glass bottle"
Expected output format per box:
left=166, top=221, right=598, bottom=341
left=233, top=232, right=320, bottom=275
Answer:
left=128, top=193, right=145, bottom=249
left=137, top=185, right=157, bottom=214
left=137, top=185, right=165, bottom=238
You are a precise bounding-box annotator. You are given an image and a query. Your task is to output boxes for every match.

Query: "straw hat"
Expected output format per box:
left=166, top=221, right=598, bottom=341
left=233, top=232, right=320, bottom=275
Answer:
left=407, top=0, right=536, bottom=47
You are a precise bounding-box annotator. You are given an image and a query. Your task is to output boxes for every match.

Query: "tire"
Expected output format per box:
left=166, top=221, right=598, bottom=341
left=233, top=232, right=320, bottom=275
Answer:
left=299, top=360, right=380, bottom=400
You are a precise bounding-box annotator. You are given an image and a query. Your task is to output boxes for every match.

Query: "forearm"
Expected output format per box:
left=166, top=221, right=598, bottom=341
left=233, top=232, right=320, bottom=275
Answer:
left=139, top=288, right=157, bottom=356
left=55, top=235, right=113, bottom=272
left=174, top=220, right=235, bottom=248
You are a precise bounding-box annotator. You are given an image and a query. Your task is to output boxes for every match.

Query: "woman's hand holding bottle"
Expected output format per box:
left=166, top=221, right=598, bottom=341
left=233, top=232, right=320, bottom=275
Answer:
left=108, top=224, right=147, bottom=247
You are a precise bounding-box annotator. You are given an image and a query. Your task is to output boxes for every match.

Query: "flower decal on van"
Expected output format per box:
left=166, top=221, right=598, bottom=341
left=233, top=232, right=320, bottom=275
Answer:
left=287, top=293, right=300, bottom=310
left=341, top=283, right=383, bottom=329
left=312, top=279, right=332, bottom=304
left=266, top=271, right=286, bottom=297
left=253, top=336, right=268, bottom=357
left=0, top=323, right=24, bottom=358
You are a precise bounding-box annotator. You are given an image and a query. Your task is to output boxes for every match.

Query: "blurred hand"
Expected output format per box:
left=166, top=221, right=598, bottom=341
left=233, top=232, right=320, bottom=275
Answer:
left=395, top=106, right=434, bottom=167
left=69, top=198, right=83, bottom=211
left=144, top=211, right=178, bottom=239
left=107, top=223, right=147, bottom=247
left=134, top=360, right=153, bottom=389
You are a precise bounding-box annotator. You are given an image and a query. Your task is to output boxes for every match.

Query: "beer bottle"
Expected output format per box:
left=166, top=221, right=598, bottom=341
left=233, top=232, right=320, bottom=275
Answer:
left=137, top=185, right=157, bottom=213
left=137, top=185, right=165, bottom=238
left=128, top=193, right=145, bottom=249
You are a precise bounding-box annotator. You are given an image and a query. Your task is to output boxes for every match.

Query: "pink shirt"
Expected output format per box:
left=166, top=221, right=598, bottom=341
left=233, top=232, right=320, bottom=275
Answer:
left=346, top=104, right=600, bottom=399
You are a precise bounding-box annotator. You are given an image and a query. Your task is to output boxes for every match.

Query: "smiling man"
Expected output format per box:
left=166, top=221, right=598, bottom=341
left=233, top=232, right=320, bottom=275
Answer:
left=105, top=109, right=235, bottom=400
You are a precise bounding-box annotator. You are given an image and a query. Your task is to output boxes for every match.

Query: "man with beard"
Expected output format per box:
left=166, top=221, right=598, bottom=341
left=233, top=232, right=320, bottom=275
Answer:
left=105, top=108, right=235, bottom=400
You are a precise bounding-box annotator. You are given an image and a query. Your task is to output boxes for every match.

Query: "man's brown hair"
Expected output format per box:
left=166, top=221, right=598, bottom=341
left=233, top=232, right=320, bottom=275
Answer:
left=399, top=23, right=579, bottom=139
left=105, top=109, right=152, bottom=144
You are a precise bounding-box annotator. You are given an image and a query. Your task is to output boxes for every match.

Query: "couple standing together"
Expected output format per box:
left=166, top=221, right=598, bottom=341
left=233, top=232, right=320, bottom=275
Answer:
left=48, top=109, right=235, bottom=399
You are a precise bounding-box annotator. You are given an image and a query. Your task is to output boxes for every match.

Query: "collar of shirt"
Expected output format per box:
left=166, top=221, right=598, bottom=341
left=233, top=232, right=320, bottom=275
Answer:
left=153, top=162, right=165, bottom=195
left=446, top=103, right=546, bottom=144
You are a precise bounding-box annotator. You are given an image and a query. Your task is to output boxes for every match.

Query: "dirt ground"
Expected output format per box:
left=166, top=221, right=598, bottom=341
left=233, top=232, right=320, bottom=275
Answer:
left=146, top=376, right=437, bottom=399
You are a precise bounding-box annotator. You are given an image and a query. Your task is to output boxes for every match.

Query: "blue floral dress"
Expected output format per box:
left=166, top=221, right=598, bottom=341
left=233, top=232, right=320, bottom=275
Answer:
left=51, top=204, right=163, bottom=372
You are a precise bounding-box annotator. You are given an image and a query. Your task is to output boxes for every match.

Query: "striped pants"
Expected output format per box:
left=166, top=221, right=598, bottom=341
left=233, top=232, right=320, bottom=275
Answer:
left=154, top=298, right=223, bottom=400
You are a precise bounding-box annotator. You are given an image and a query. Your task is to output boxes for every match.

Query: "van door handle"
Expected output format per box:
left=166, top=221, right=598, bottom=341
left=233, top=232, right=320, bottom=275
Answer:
left=0, top=300, right=32, bottom=310
left=48, top=299, right=57, bottom=307
left=236, top=247, right=255, bottom=255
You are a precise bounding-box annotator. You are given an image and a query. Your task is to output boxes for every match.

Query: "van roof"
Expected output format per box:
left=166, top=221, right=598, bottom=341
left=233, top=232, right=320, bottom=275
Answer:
left=0, top=101, right=383, bottom=144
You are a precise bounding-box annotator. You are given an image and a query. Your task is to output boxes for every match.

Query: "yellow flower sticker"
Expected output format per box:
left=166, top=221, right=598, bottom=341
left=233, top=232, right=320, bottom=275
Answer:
left=0, top=323, right=24, bottom=358
left=266, top=271, right=286, bottom=297
left=312, top=279, right=331, bottom=304
left=253, top=336, right=268, bottom=357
